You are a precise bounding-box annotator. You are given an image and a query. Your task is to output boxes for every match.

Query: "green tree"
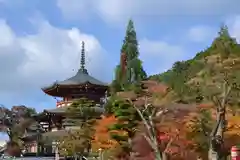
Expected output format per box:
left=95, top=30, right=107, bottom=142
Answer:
left=187, top=109, right=214, bottom=157
left=212, top=25, right=239, bottom=59
left=108, top=99, right=141, bottom=156
left=58, top=129, right=93, bottom=158
left=187, top=27, right=240, bottom=160
left=58, top=98, right=103, bottom=158
left=113, top=20, right=147, bottom=91
left=0, top=105, right=37, bottom=156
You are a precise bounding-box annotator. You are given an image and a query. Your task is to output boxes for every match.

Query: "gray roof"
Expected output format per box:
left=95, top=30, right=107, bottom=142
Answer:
left=44, top=107, right=67, bottom=114
left=21, top=132, right=38, bottom=140
left=42, top=69, right=107, bottom=90
left=62, top=118, right=81, bottom=126
left=41, top=130, right=71, bottom=143
left=0, top=145, right=6, bottom=153
left=44, top=105, right=105, bottom=115
left=58, top=69, right=107, bottom=86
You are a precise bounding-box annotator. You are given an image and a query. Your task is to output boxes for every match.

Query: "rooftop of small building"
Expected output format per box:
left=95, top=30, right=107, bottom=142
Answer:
left=42, top=104, right=105, bottom=115
left=0, top=141, right=6, bottom=147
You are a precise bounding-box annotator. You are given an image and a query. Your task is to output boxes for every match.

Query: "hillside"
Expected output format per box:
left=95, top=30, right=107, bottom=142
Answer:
left=149, top=26, right=240, bottom=105
left=93, top=25, right=240, bottom=160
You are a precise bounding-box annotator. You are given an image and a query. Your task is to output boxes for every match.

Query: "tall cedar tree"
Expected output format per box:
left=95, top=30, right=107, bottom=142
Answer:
left=113, top=20, right=147, bottom=91
left=108, top=99, right=141, bottom=155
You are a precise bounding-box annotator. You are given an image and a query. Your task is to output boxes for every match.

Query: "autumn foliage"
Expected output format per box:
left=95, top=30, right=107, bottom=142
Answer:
left=224, top=113, right=240, bottom=151
left=128, top=105, right=198, bottom=160
left=89, top=95, right=240, bottom=160
left=92, top=115, right=119, bottom=151
left=130, top=102, right=239, bottom=160
left=185, top=103, right=240, bottom=158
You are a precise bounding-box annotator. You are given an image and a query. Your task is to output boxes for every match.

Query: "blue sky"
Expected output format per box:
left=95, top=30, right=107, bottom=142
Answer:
left=0, top=0, right=240, bottom=139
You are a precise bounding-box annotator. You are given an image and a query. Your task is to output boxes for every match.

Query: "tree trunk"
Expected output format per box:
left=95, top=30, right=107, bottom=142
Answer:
left=74, top=154, right=78, bottom=160
left=162, top=152, right=168, bottom=160
left=154, top=151, right=162, bottom=160
left=208, top=147, right=220, bottom=160
left=128, top=138, right=134, bottom=159
left=197, top=156, right=203, bottom=160
left=208, top=112, right=224, bottom=160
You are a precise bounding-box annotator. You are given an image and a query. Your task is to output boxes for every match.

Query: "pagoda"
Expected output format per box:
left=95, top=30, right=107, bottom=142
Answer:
left=21, top=42, right=108, bottom=156
left=41, top=41, right=108, bottom=108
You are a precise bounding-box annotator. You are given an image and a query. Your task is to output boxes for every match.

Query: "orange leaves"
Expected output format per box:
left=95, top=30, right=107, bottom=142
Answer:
left=185, top=103, right=240, bottom=156
left=153, top=115, right=195, bottom=159
left=225, top=115, right=240, bottom=149
left=198, top=103, right=214, bottom=109
left=227, top=116, right=240, bottom=130
left=92, top=115, right=119, bottom=151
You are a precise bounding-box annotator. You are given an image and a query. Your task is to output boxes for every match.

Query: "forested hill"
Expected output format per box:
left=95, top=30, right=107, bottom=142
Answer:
left=149, top=26, right=240, bottom=104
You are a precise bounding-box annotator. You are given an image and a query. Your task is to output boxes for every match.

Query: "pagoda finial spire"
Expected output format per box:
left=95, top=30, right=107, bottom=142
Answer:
left=81, top=41, right=85, bottom=69
left=80, top=41, right=88, bottom=74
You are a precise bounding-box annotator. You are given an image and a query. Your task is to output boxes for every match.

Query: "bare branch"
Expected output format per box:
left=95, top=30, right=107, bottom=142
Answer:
left=130, top=97, right=170, bottom=160
left=132, top=102, right=152, bottom=139
left=163, top=137, right=174, bottom=153
left=142, top=133, right=155, bottom=150
left=221, top=85, right=232, bottom=107
left=212, top=96, right=222, bottom=110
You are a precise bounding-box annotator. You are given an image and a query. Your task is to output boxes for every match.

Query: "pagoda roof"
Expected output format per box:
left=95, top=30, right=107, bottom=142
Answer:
left=41, top=41, right=108, bottom=96
left=42, top=69, right=107, bottom=90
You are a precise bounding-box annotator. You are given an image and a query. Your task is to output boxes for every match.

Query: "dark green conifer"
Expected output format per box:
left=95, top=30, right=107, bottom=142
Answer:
left=112, top=19, right=147, bottom=92
left=108, top=99, right=141, bottom=154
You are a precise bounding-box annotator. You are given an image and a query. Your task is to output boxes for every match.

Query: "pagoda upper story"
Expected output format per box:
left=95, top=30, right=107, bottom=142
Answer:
left=41, top=41, right=108, bottom=108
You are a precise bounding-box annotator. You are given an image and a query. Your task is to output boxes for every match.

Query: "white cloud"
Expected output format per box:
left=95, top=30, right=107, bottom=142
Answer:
left=139, top=15, right=240, bottom=76
left=57, top=0, right=240, bottom=24
left=57, top=0, right=94, bottom=20
left=139, top=38, right=188, bottom=74
left=187, top=25, right=217, bottom=43
left=186, top=15, right=240, bottom=44
left=0, top=19, right=113, bottom=96
left=227, top=16, right=240, bottom=42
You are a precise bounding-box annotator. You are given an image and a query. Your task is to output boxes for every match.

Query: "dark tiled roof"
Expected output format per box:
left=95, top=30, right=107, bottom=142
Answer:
left=44, top=107, right=67, bottom=114
left=62, top=118, right=79, bottom=126
left=41, top=130, right=69, bottom=143
left=57, top=69, right=107, bottom=86
left=42, top=41, right=108, bottom=92
left=42, top=69, right=107, bottom=90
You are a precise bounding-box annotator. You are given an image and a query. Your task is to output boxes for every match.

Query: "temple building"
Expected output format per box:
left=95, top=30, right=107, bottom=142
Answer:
left=22, top=41, right=108, bottom=156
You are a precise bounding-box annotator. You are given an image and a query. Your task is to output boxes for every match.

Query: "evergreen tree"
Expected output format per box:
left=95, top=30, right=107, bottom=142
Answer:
left=108, top=99, right=141, bottom=155
left=58, top=98, right=102, bottom=157
left=212, top=25, right=239, bottom=58
left=113, top=19, right=147, bottom=91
